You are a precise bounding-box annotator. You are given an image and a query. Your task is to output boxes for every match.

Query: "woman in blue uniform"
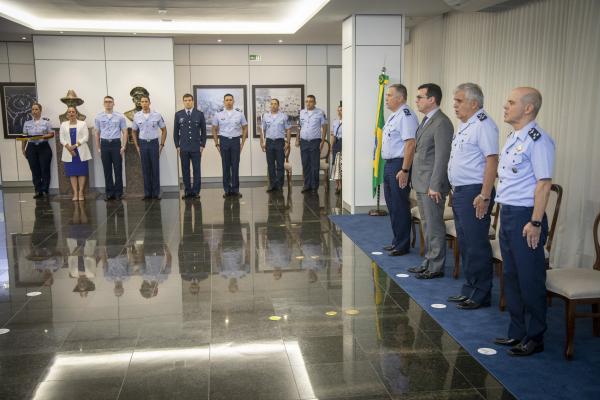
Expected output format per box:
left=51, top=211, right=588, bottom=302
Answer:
left=59, top=106, right=92, bottom=201
left=22, top=102, right=55, bottom=198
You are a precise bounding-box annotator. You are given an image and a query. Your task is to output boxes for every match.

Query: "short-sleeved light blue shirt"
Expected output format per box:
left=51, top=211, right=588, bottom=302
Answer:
left=94, top=111, right=127, bottom=140
left=448, top=109, right=499, bottom=187
left=381, top=104, right=418, bottom=160
left=23, top=117, right=53, bottom=144
left=131, top=110, right=166, bottom=140
left=331, top=119, right=342, bottom=139
left=495, top=121, right=555, bottom=207
left=262, top=112, right=290, bottom=140
left=299, top=108, right=327, bottom=140
left=213, top=109, right=247, bottom=138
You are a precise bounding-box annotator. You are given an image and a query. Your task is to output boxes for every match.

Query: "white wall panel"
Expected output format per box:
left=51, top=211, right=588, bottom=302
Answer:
left=106, top=60, right=177, bottom=187
left=174, top=44, right=190, bottom=65
left=341, top=45, right=354, bottom=206
left=306, top=66, right=328, bottom=115
left=0, top=64, right=9, bottom=81
left=0, top=43, right=8, bottom=63
left=327, top=45, right=342, bottom=65
left=307, top=45, right=327, bottom=65
left=105, top=37, right=173, bottom=61
left=34, top=59, right=107, bottom=189
left=7, top=42, right=34, bottom=64
left=33, top=36, right=105, bottom=60
left=190, top=45, right=248, bottom=66
left=248, top=45, right=306, bottom=65
left=356, top=15, right=403, bottom=46
left=174, top=65, right=191, bottom=110
left=9, top=64, right=35, bottom=82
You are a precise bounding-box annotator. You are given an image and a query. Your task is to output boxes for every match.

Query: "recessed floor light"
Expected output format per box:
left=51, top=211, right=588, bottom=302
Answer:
left=26, top=291, right=42, bottom=297
left=0, top=328, right=9, bottom=335
left=431, top=304, right=447, bottom=309
left=478, top=348, right=498, bottom=355
left=21, top=36, right=27, bottom=40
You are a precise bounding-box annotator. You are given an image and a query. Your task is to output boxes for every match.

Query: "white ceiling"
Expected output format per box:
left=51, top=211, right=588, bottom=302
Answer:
left=0, top=0, right=510, bottom=44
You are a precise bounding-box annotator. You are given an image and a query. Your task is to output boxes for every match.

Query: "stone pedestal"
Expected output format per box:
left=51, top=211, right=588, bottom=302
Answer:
left=124, top=128, right=144, bottom=197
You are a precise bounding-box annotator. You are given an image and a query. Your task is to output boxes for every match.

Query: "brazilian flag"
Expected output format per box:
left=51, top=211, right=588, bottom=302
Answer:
left=372, top=71, right=389, bottom=197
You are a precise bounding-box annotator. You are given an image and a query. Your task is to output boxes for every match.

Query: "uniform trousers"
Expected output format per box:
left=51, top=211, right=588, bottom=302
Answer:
left=100, top=139, right=123, bottom=198
left=416, top=191, right=447, bottom=273
left=452, top=184, right=495, bottom=303
left=139, top=139, right=160, bottom=198
left=26, top=142, right=52, bottom=194
left=300, top=138, right=321, bottom=190
left=382, top=158, right=411, bottom=252
left=499, top=205, right=548, bottom=343
left=266, top=138, right=285, bottom=190
left=220, top=136, right=240, bottom=194
left=180, top=149, right=201, bottom=195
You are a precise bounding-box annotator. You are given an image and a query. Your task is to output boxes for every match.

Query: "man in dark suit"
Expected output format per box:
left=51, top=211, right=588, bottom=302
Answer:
left=174, top=93, right=207, bottom=199
left=409, top=83, right=453, bottom=279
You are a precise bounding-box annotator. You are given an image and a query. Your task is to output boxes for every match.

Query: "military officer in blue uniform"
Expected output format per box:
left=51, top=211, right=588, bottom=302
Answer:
left=446, top=83, right=499, bottom=309
left=174, top=93, right=206, bottom=199
left=296, top=95, right=327, bottom=193
left=212, top=93, right=248, bottom=198
left=381, top=84, right=418, bottom=256
left=259, top=98, right=291, bottom=192
left=22, top=102, right=55, bottom=199
left=131, top=96, right=167, bottom=200
left=493, top=87, right=555, bottom=356
left=94, top=96, right=127, bottom=201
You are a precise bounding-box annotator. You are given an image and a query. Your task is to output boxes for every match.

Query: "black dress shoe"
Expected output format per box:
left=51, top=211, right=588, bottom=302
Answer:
left=447, top=295, right=468, bottom=303
left=142, top=196, right=151, bottom=201
left=115, top=195, right=123, bottom=200
left=456, top=299, right=490, bottom=310
left=507, top=340, right=544, bottom=356
left=415, top=271, right=444, bottom=279
left=408, top=266, right=428, bottom=274
left=192, top=193, right=200, bottom=199
left=182, top=194, right=189, bottom=199
left=383, top=245, right=395, bottom=251
left=33, top=192, right=43, bottom=199
left=266, top=187, right=275, bottom=192
left=301, top=187, right=311, bottom=193
left=494, top=338, right=521, bottom=346
left=104, top=196, right=114, bottom=201
left=388, top=249, right=409, bottom=256
left=223, top=192, right=230, bottom=198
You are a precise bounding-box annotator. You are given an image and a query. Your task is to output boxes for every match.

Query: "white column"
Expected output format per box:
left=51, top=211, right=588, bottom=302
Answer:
left=342, top=15, right=404, bottom=213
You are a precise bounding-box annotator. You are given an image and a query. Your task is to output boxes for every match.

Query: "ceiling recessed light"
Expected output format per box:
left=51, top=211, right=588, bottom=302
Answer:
left=132, top=32, right=137, bottom=35
left=59, top=31, right=64, bottom=34
left=278, top=39, right=283, bottom=43
left=161, top=19, right=172, bottom=22
left=217, top=39, right=222, bottom=43
left=158, top=9, right=167, bottom=15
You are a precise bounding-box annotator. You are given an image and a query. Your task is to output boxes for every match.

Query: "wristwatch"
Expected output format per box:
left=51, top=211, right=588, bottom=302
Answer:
left=401, top=168, right=409, bottom=173
left=477, top=194, right=490, bottom=202
left=530, top=220, right=542, bottom=227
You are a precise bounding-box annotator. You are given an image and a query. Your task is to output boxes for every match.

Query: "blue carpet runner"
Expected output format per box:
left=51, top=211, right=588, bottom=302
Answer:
left=329, top=214, right=600, bottom=400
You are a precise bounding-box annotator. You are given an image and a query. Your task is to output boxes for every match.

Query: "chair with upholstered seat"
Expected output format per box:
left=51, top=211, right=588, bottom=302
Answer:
left=546, top=211, right=600, bottom=359
left=493, top=183, right=563, bottom=311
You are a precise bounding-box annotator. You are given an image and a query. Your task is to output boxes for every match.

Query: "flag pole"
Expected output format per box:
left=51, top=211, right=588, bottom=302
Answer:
left=369, top=66, right=388, bottom=217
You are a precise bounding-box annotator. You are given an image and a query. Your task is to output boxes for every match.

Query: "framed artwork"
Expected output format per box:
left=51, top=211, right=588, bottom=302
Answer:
left=193, top=85, right=247, bottom=138
left=1, top=82, right=37, bottom=139
left=252, top=85, right=304, bottom=138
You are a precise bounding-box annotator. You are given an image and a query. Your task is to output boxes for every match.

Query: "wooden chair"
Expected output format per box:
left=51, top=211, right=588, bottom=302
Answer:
left=493, top=183, right=563, bottom=311
left=283, top=144, right=292, bottom=187
left=546, top=211, right=600, bottom=359
left=319, top=139, right=331, bottom=190
left=445, top=202, right=500, bottom=279
left=410, top=192, right=454, bottom=257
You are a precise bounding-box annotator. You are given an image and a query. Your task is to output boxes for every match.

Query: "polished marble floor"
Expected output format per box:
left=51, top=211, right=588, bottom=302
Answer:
left=0, top=184, right=515, bottom=400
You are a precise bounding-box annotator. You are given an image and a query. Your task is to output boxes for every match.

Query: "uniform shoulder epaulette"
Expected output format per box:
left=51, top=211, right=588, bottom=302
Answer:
left=235, top=108, right=241, bottom=112
left=42, top=117, right=50, bottom=121
left=403, top=108, right=411, bottom=116
left=476, top=112, right=487, bottom=122
left=528, top=127, right=541, bottom=141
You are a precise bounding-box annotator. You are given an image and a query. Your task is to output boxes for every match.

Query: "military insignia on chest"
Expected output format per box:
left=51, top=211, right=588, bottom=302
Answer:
left=476, top=112, right=487, bottom=121
left=403, top=109, right=411, bottom=116
left=528, top=128, right=541, bottom=141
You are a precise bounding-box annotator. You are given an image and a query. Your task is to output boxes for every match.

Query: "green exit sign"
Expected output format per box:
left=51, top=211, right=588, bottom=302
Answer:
left=249, top=54, right=262, bottom=61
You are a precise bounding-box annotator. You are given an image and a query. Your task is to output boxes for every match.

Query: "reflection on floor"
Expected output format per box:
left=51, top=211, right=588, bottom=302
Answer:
left=0, top=184, right=515, bottom=400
